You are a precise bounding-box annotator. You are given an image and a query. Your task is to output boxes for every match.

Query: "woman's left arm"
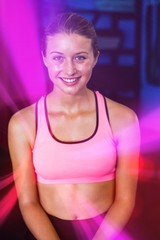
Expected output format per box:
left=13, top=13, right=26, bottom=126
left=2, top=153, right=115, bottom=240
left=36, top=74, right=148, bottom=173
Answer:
left=93, top=108, right=140, bottom=240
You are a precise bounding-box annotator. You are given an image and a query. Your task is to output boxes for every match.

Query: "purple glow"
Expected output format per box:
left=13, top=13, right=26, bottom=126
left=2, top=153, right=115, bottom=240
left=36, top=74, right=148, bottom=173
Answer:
left=0, top=0, right=48, bottom=226
left=0, top=0, right=47, bottom=101
left=138, top=105, right=160, bottom=183
left=140, top=107, right=160, bottom=152
left=0, top=1, right=159, bottom=238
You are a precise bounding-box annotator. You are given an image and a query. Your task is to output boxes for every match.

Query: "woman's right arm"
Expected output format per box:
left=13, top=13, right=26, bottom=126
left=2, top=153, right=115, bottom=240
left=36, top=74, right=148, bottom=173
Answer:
left=8, top=110, right=60, bottom=240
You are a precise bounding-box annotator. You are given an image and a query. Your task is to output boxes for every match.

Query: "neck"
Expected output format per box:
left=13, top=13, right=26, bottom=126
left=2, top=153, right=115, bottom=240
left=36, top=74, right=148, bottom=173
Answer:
left=47, top=88, right=93, bottom=114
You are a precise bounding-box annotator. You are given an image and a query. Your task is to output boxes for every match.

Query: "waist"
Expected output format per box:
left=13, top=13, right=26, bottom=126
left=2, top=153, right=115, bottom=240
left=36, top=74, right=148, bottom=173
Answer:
left=38, top=180, right=114, bottom=220
left=47, top=210, right=108, bottom=221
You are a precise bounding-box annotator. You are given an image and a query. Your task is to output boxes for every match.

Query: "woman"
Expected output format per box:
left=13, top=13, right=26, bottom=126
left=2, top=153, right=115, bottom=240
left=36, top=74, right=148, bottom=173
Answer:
left=8, top=12, right=140, bottom=240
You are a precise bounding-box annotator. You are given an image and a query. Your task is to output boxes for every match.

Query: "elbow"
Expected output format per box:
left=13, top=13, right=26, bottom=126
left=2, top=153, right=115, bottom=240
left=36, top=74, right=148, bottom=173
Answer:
left=19, top=200, right=40, bottom=215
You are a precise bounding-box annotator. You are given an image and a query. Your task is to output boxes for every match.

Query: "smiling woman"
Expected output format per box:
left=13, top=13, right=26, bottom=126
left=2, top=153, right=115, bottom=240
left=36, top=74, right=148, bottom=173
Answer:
left=42, top=33, right=98, bottom=96
left=8, top=12, right=140, bottom=240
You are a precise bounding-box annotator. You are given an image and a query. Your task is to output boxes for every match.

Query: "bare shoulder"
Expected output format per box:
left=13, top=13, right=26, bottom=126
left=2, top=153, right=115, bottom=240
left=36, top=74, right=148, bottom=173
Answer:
left=9, top=103, right=36, bottom=127
left=105, top=97, right=139, bottom=134
left=8, top=103, right=36, bottom=145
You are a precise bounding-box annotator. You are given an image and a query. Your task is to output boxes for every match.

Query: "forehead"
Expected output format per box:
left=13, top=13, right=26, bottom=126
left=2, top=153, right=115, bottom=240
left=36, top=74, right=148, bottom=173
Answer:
left=45, top=33, right=92, bottom=54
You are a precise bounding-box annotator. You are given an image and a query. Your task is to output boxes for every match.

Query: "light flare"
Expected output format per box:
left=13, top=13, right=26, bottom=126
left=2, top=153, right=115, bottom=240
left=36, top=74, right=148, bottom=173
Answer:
left=0, top=174, right=17, bottom=225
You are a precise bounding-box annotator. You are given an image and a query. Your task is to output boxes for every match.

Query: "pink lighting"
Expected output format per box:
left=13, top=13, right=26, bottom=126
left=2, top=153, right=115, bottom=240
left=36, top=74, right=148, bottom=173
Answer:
left=0, top=1, right=159, bottom=239
left=0, top=0, right=48, bottom=227
left=0, top=0, right=47, bottom=102
left=0, top=174, right=16, bottom=225
left=140, top=107, right=160, bottom=152
left=138, top=105, right=160, bottom=183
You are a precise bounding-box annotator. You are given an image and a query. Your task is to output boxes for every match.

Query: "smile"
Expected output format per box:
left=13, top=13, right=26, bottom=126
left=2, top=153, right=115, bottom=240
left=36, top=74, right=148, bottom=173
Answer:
left=61, top=78, right=79, bottom=83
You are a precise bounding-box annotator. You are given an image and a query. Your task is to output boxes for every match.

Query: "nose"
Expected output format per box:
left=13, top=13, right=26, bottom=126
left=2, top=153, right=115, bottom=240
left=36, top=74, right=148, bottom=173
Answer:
left=63, top=59, right=76, bottom=76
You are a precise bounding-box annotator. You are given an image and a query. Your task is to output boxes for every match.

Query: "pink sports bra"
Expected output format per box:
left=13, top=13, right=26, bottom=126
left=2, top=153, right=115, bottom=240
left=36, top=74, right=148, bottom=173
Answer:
left=32, top=91, right=117, bottom=184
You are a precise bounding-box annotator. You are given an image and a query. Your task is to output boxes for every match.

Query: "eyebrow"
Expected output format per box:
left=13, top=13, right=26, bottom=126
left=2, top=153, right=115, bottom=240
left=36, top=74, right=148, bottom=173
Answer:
left=75, top=52, right=89, bottom=55
left=49, top=51, right=89, bottom=55
left=50, top=51, right=64, bottom=55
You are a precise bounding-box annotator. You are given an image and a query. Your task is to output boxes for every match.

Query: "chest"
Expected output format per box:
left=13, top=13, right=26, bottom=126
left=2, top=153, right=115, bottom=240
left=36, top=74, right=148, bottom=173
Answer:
left=48, top=110, right=97, bottom=142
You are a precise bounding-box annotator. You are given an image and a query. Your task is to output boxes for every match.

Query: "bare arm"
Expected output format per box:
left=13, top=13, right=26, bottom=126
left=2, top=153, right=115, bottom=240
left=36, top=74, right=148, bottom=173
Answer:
left=8, top=109, right=60, bottom=240
left=93, top=104, right=140, bottom=240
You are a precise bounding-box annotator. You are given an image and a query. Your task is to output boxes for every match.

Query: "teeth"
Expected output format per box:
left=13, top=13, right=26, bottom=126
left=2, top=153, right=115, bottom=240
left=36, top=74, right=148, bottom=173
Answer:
left=62, top=78, right=77, bottom=83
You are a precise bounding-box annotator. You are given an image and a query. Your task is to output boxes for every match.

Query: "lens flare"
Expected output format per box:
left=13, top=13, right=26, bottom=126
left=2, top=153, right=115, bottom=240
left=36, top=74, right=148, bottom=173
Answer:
left=0, top=1, right=159, bottom=239
left=0, top=174, right=16, bottom=225
left=0, top=0, right=47, bottom=103
left=0, top=0, right=47, bottom=227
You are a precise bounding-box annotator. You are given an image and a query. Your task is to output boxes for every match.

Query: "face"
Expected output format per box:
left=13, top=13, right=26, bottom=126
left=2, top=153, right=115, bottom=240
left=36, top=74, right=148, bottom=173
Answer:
left=42, top=33, right=99, bottom=96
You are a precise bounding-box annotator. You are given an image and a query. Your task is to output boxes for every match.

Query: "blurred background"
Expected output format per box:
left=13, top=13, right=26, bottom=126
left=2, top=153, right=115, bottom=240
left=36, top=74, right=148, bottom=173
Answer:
left=0, top=0, right=160, bottom=239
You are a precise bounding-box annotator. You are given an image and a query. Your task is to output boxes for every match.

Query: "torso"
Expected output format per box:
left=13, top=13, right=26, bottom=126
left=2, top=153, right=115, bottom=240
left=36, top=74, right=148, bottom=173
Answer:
left=28, top=90, right=126, bottom=220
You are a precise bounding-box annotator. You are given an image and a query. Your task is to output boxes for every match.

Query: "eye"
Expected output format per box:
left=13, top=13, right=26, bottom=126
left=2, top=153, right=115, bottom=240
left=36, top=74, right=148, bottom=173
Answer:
left=52, top=56, right=64, bottom=62
left=75, top=55, right=87, bottom=62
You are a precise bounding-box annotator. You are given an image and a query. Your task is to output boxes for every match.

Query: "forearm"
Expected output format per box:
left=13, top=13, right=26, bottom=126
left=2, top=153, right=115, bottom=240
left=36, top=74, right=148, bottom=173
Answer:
left=20, top=202, right=60, bottom=240
left=93, top=199, right=135, bottom=240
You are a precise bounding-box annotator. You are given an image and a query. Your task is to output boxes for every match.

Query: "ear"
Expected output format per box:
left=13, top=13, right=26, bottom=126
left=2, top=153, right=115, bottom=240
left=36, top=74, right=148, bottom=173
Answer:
left=93, top=51, right=100, bottom=68
left=41, top=51, right=48, bottom=67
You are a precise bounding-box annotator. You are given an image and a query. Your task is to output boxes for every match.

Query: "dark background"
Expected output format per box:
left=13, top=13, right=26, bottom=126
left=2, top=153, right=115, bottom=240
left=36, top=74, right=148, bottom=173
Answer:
left=0, top=0, right=160, bottom=239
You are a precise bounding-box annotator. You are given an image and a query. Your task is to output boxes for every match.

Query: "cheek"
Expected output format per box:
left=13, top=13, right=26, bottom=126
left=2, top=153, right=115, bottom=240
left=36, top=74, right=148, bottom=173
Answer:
left=47, top=63, right=62, bottom=75
left=81, top=63, right=94, bottom=76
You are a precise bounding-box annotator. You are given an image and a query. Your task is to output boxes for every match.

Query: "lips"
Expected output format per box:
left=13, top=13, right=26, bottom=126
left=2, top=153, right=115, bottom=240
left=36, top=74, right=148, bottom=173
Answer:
left=60, top=77, right=80, bottom=84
